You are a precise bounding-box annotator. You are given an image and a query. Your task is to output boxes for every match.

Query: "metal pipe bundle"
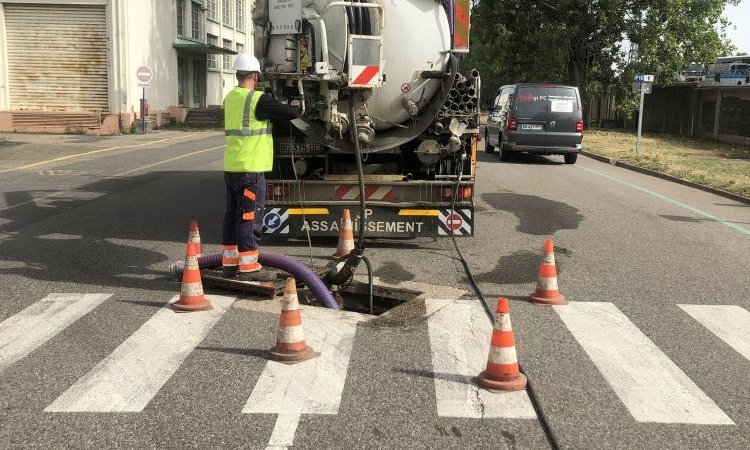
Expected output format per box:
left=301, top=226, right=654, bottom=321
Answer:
left=435, top=69, right=481, bottom=130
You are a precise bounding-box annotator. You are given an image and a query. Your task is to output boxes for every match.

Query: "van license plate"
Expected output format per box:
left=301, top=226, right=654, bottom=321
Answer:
left=520, top=124, right=544, bottom=131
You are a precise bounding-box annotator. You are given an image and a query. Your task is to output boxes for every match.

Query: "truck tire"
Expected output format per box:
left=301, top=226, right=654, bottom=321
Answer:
left=564, top=153, right=578, bottom=164
left=484, top=128, right=495, bottom=153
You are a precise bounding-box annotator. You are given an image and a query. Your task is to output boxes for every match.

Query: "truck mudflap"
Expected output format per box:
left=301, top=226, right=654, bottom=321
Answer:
left=262, top=205, right=474, bottom=238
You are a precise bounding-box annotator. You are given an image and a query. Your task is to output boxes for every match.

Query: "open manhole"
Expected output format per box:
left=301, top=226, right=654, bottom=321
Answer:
left=300, top=280, right=423, bottom=316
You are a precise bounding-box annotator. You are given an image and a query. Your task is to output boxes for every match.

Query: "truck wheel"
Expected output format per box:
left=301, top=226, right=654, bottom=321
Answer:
left=564, top=153, right=578, bottom=164
left=499, top=143, right=511, bottom=161
left=484, top=129, right=495, bottom=153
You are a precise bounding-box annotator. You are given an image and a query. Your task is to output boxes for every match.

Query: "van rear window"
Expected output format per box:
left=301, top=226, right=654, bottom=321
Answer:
left=516, top=87, right=579, bottom=116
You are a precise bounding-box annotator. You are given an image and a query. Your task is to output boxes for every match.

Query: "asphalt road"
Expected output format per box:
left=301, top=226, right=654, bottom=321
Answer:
left=0, top=130, right=748, bottom=449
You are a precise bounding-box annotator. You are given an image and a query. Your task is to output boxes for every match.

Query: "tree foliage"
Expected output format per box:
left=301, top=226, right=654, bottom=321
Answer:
left=462, top=0, right=739, bottom=118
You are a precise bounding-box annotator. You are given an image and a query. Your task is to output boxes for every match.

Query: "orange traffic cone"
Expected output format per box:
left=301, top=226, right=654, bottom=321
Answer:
left=269, top=278, right=320, bottom=364
left=477, top=297, right=527, bottom=392
left=187, top=219, right=202, bottom=257
left=333, top=209, right=355, bottom=258
left=529, top=239, right=567, bottom=305
left=172, top=224, right=212, bottom=312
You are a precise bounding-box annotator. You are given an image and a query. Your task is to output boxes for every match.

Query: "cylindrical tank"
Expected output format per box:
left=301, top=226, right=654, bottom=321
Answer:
left=311, top=0, right=453, bottom=130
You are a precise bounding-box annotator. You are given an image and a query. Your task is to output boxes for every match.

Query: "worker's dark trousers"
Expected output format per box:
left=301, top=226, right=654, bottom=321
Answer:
left=222, top=172, right=266, bottom=252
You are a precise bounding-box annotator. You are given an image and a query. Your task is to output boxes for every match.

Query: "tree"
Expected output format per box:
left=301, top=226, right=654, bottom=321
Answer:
left=462, top=0, right=739, bottom=119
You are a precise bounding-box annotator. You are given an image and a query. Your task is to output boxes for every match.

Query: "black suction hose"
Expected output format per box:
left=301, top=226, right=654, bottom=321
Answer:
left=448, top=144, right=560, bottom=450
left=325, top=96, right=374, bottom=314
left=353, top=1, right=363, bottom=36
left=171, top=252, right=339, bottom=310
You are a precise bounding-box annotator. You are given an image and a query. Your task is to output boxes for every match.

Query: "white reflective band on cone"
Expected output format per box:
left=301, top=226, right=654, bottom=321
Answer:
left=181, top=282, right=204, bottom=297
left=223, top=249, right=239, bottom=258
left=185, top=256, right=199, bottom=269
left=543, top=253, right=556, bottom=265
left=488, top=346, right=519, bottom=365
left=277, top=325, right=305, bottom=344
left=537, top=276, right=559, bottom=290
left=494, top=314, right=513, bottom=331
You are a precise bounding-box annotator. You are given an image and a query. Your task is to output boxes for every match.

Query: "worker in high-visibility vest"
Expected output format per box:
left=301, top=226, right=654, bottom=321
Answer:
left=222, top=54, right=299, bottom=278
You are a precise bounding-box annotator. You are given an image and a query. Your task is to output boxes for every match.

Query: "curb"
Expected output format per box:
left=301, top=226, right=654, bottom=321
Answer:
left=580, top=150, right=750, bottom=205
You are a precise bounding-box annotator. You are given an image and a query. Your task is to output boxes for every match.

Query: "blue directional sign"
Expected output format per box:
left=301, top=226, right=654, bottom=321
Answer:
left=264, top=212, right=282, bottom=230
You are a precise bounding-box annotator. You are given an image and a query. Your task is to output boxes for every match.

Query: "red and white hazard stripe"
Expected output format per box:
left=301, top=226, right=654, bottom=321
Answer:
left=334, top=185, right=395, bottom=202
left=350, top=65, right=380, bottom=86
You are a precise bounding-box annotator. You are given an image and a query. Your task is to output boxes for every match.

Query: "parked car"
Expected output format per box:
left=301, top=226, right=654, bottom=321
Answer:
left=485, top=83, right=584, bottom=164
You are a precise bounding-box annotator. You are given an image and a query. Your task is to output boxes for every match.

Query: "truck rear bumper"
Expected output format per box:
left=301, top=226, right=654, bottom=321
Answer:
left=262, top=204, right=474, bottom=238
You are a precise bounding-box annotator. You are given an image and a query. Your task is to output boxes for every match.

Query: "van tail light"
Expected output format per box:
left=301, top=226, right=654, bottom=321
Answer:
left=576, top=120, right=585, bottom=133
left=507, top=117, right=518, bottom=131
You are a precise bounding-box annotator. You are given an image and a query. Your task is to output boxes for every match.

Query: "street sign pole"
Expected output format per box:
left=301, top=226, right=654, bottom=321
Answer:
left=136, top=65, right=153, bottom=135
left=141, top=86, right=146, bottom=135
left=636, top=82, right=645, bottom=155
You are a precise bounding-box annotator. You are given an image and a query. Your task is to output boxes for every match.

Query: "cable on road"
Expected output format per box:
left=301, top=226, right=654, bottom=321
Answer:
left=448, top=142, right=561, bottom=450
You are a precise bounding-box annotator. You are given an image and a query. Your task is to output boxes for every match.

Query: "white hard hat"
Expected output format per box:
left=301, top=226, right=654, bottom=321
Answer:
left=233, top=53, right=261, bottom=73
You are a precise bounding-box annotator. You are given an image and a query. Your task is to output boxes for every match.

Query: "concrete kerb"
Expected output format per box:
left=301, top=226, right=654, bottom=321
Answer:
left=580, top=150, right=750, bottom=205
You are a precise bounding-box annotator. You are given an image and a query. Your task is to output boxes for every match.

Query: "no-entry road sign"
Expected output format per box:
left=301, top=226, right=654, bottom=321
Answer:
left=137, top=65, right=153, bottom=85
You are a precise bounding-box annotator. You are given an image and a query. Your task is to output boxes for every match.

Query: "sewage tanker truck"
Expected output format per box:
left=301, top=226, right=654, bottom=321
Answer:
left=253, top=0, right=478, bottom=238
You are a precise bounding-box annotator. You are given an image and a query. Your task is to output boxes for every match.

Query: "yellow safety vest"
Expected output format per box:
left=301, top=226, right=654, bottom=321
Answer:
left=224, top=87, right=273, bottom=172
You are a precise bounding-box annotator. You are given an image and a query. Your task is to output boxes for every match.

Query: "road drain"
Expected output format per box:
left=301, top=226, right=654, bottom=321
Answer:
left=300, top=280, right=423, bottom=316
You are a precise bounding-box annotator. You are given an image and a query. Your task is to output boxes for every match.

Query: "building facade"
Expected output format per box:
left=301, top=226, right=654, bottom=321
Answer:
left=0, top=0, right=252, bottom=133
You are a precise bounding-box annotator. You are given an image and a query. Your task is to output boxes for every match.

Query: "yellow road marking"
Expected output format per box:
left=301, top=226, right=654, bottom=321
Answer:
left=0, top=144, right=222, bottom=213
left=114, top=145, right=222, bottom=176
left=0, top=133, right=211, bottom=175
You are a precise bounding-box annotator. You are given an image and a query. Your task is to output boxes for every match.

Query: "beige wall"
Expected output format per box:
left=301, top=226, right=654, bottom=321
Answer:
left=0, top=0, right=253, bottom=115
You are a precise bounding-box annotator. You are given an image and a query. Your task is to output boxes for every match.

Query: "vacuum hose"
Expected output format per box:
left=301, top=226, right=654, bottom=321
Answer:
left=170, top=252, right=340, bottom=310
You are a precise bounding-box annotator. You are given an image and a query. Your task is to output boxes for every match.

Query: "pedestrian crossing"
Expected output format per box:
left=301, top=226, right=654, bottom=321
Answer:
left=0, top=293, right=748, bottom=438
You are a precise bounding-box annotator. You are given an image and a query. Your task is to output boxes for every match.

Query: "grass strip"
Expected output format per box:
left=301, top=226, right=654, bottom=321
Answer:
left=584, top=129, right=750, bottom=198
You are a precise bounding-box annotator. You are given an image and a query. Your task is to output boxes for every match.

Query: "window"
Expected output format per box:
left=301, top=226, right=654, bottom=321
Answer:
left=206, top=0, right=216, bottom=20
left=178, top=58, right=186, bottom=106
left=223, top=39, right=233, bottom=70
left=236, top=0, right=244, bottom=30
left=191, top=2, right=201, bottom=39
left=222, top=0, right=232, bottom=26
left=176, top=0, right=185, bottom=35
left=207, top=34, right=218, bottom=69
left=236, top=43, right=244, bottom=56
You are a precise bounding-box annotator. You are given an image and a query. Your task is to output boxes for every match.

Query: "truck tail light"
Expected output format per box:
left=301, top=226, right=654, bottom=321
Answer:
left=507, top=117, right=518, bottom=131
left=442, top=187, right=472, bottom=200
left=576, top=120, right=585, bottom=133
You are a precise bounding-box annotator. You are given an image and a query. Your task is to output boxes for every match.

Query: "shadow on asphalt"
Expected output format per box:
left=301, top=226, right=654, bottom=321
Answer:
left=481, top=192, right=583, bottom=235
left=195, top=346, right=272, bottom=359
left=0, top=170, right=444, bottom=291
left=661, top=214, right=750, bottom=225
left=475, top=149, right=564, bottom=166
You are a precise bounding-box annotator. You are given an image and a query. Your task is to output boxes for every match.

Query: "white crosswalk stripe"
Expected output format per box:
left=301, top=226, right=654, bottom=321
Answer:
left=679, top=304, right=750, bottom=362
left=554, top=302, right=734, bottom=425
left=2, top=292, right=746, bottom=434
left=243, top=306, right=368, bottom=450
left=45, top=295, right=234, bottom=412
left=0, top=293, right=111, bottom=373
left=427, top=299, right=537, bottom=419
